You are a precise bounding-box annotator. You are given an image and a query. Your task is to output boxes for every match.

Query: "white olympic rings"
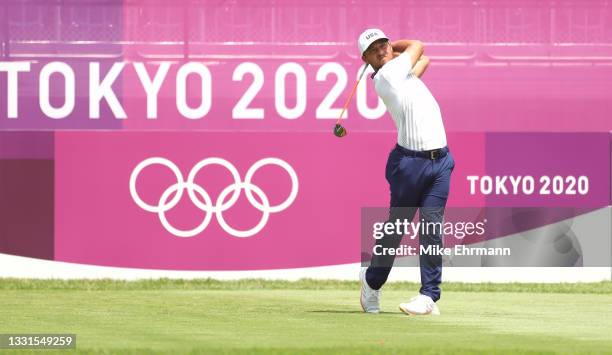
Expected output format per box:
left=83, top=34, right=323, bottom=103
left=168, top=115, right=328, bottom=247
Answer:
left=129, top=157, right=299, bottom=238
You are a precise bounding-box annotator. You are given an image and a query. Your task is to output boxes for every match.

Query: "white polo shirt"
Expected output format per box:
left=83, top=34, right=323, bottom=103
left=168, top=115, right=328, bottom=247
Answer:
left=373, top=52, right=447, bottom=151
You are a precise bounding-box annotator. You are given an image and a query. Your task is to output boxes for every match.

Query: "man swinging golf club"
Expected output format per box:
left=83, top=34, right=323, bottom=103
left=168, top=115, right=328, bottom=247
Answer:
left=357, top=29, right=455, bottom=315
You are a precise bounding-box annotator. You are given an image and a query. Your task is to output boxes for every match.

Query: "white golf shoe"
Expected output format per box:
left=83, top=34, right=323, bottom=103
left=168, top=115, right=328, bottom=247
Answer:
left=359, top=267, right=380, bottom=313
left=399, top=294, right=440, bottom=316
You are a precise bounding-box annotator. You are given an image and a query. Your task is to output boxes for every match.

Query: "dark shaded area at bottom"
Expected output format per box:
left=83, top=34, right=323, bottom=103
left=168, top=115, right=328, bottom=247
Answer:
left=0, top=159, right=54, bottom=260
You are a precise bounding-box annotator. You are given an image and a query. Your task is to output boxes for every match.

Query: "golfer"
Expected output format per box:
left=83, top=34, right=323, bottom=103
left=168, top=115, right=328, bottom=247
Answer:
left=358, top=29, right=455, bottom=315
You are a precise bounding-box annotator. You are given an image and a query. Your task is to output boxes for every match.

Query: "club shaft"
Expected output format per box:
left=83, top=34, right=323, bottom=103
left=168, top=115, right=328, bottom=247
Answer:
left=336, top=64, right=369, bottom=124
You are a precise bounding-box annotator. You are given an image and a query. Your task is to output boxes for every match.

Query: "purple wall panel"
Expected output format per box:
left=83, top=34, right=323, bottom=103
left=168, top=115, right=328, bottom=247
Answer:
left=0, top=159, right=54, bottom=260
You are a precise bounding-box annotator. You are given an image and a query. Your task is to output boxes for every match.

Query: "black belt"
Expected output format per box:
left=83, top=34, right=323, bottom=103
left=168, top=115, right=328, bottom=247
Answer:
left=395, top=144, right=449, bottom=160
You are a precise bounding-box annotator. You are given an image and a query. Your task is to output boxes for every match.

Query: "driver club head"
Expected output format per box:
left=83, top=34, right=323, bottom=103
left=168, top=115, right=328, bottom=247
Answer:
left=333, top=123, right=347, bottom=138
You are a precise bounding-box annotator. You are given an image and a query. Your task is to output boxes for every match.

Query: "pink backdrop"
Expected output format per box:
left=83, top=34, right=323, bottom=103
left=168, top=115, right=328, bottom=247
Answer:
left=1, top=1, right=611, bottom=269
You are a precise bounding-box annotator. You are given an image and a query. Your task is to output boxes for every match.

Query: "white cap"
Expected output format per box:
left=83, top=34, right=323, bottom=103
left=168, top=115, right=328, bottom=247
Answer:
left=357, top=28, right=389, bottom=56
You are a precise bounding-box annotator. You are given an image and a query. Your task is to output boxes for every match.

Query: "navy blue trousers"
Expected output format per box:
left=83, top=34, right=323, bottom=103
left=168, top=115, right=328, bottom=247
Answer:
left=366, top=144, right=454, bottom=302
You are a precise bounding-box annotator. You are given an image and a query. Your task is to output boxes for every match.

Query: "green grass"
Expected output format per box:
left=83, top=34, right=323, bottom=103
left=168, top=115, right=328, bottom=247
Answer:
left=1, top=279, right=611, bottom=354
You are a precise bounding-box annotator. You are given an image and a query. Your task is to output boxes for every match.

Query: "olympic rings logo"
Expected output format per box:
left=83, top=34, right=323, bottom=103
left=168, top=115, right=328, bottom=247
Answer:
left=129, top=157, right=299, bottom=238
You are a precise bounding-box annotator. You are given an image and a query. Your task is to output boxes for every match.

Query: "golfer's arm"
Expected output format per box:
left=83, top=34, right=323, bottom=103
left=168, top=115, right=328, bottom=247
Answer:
left=392, top=51, right=429, bottom=78
left=411, top=55, right=430, bottom=78
left=391, top=39, right=424, bottom=64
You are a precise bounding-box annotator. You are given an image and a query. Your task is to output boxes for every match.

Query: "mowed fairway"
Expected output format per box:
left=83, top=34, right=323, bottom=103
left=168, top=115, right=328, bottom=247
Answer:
left=1, top=279, right=611, bottom=354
